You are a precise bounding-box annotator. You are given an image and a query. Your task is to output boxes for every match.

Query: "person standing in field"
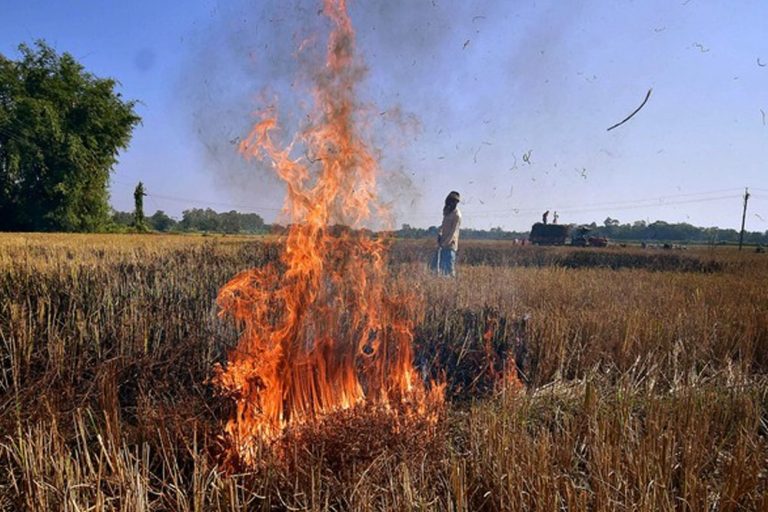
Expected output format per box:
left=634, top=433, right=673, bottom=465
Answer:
left=436, top=190, right=462, bottom=277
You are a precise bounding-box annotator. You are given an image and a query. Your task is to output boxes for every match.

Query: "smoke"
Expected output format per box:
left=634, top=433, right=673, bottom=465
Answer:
left=179, top=0, right=446, bottom=223
left=180, top=0, right=322, bottom=219
left=180, top=0, right=584, bottom=226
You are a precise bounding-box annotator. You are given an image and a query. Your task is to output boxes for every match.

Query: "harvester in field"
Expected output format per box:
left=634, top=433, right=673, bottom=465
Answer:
left=571, top=226, right=608, bottom=247
left=528, top=223, right=571, bottom=245
left=528, top=223, right=608, bottom=247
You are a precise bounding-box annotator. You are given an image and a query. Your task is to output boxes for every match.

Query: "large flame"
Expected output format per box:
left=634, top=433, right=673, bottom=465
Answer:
left=212, top=0, right=442, bottom=464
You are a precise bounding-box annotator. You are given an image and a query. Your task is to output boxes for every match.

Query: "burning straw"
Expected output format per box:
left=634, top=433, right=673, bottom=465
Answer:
left=211, top=0, right=443, bottom=467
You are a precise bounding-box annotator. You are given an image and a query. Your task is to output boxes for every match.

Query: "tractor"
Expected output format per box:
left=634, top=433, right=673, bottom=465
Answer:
left=571, top=226, right=608, bottom=247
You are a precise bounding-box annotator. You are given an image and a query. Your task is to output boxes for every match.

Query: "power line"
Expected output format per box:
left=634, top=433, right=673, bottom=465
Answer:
left=460, top=187, right=745, bottom=214
left=399, top=188, right=745, bottom=217
left=534, top=194, right=741, bottom=214
left=209, top=189, right=749, bottom=222
left=394, top=193, right=742, bottom=225
left=462, top=193, right=743, bottom=218
left=2, top=125, right=757, bottom=221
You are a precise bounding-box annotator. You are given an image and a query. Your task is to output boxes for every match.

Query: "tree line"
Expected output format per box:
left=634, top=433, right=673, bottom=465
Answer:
left=111, top=208, right=267, bottom=234
left=589, top=218, right=767, bottom=245
left=396, top=224, right=530, bottom=241
left=396, top=219, right=768, bottom=244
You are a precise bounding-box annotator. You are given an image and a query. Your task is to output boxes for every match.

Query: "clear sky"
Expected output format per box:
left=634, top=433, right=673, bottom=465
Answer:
left=2, top=0, right=767, bottom=231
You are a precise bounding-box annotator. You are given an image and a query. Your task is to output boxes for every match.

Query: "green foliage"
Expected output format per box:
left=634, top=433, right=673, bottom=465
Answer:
left=109, top=208, right=265, bottom=234
left=593, top=220, right=768, bottom=244
left=109, top=209, right=134, bottom=232
left=0, top=41, right=140, bottom=231
left=132, top=181, right=147, bottom=231
left=179, top=208, right=265, bottom=233
left=148, top=210, right=176, bottom=232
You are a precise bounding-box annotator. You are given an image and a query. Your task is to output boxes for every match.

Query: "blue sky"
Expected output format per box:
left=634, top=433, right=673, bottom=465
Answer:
left=2, top=0, right=767, bottom=230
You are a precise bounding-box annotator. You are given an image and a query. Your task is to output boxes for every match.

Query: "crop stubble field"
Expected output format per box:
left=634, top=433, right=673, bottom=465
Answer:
left=1, top=233, right=767, bottom=511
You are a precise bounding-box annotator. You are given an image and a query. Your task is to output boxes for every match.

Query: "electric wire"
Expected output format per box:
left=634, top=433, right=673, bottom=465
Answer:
left=461, top=193, right=744, bottom=217
left=1, top=124, right=759, bottom=221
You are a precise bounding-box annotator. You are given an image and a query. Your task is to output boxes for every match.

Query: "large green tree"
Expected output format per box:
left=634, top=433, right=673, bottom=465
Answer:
left=0, top=41, right=140, bottom=231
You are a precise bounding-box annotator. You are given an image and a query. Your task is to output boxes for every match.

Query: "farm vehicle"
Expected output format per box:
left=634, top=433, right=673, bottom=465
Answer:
left=571, top=226, right=608, bottom=247
left=529, top=223, right=608, bottom=247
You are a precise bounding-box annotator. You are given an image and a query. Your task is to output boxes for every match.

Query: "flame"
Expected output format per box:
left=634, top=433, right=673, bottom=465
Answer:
left=483, top=321, right=524, bottom=393
left=212, top=0, right=442, bottom=464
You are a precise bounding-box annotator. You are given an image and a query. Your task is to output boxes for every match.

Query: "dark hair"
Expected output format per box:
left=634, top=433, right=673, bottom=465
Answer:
left=443, top=191, right=460, bottom=216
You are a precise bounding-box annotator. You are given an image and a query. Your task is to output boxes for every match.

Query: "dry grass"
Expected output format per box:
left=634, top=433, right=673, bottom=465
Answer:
left=1, top=233, right=767, bottom=511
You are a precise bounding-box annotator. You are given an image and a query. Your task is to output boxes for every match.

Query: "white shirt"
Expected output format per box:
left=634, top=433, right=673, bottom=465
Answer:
left=439, top=208, right=462, bottom=250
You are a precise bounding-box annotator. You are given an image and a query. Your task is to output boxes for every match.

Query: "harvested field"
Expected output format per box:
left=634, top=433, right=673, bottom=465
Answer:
left=1, top=234, right=767, bottom=511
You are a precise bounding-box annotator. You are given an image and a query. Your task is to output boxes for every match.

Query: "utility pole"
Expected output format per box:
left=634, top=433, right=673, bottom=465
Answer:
left=738, top=187, right=750, bottom=251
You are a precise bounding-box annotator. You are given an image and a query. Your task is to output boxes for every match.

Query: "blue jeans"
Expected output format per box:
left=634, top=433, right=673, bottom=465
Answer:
left=435, top=247, right=456, bottom=277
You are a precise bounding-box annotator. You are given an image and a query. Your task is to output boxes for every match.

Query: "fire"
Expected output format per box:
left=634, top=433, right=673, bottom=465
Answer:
left=212, top=0, right=442, bottom=464
left=483, top=322, right=524, bottom=392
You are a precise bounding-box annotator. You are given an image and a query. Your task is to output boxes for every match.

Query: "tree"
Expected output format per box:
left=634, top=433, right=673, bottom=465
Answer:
left=0, top=41, right=140, bottom=231
left=133, top=181, right=147, bottom=231
left=220, top=210, right=241, bottom=234
left=148, top=210, right=176, bottom=232
left=239, top=213, right=265, bottom=233
left=176, top=208, right=264, bottom=233
left=180, top=208, right=221, bottom=232
left=110, top=209, right=133, bottom=228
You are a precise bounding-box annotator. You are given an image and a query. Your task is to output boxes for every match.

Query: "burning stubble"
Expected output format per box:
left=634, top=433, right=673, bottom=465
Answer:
left=211, top=0, right=443, bottom=466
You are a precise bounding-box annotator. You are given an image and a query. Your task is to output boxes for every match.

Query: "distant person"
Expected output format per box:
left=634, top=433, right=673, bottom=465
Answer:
left=542, top=210, right=549, bottom=224
left=433, top=191, right=462, bottom=276
left=553, top=211, right=559, bottom=224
